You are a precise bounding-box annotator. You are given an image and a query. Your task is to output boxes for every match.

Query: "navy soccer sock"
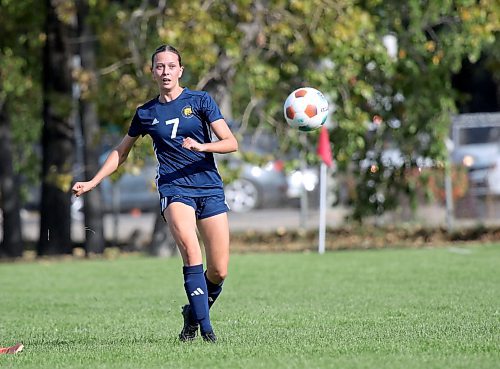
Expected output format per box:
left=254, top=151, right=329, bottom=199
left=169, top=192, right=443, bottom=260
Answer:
left=205, top=271, right=224, bottom=309
left=183, top=264, right=213, bottom=334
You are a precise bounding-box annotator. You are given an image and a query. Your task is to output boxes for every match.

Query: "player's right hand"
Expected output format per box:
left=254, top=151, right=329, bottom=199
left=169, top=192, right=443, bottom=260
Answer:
left=72, top=181, right=95, bottom=197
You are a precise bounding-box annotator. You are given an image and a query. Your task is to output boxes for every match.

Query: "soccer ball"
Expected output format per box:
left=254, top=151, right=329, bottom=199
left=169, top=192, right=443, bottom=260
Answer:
left=284, top=87, right=329, bottom=132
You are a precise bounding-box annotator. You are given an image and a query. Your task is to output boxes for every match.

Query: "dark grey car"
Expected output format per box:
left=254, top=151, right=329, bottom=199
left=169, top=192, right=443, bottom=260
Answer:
left=67, top=133, right=318, bottom=215
left=223, top=157, right=289, bottom=212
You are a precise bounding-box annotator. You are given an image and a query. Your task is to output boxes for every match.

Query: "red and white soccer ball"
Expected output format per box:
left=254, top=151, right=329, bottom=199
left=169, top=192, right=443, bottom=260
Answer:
left=283, top=87, right=329, bottom=132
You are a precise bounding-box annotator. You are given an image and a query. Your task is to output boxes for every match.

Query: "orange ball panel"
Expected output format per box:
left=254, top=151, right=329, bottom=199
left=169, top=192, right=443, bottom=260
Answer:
left=294, top=89, right=307, bottom=98
left=304, top=104, right=317, bottom=118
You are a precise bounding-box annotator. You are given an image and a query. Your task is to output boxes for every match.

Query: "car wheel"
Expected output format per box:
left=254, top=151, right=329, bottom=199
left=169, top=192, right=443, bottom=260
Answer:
left=225, top=178, right=260, bottom=212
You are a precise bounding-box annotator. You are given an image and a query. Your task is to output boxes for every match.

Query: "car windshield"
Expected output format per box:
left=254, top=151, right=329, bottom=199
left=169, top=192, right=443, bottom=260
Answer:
left=458, top=126, right=500, bottom=145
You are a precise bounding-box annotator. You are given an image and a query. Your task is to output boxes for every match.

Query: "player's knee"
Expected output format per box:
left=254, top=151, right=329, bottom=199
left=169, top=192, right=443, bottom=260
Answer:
left=208, top=268, right=227, bottom=283
left=217, top=269, right=228, bottom=281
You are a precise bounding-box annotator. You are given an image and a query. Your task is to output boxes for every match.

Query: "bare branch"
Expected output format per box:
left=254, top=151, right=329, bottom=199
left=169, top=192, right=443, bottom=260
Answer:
left=201, top=0, right=215, bottom=11
left=99, top=57, right=135, bottom=75
left=124, top=0, right=168, bottom=78
left=196, top=71, right=218, bottom=91
left=240, top=97, right=260, bottom=135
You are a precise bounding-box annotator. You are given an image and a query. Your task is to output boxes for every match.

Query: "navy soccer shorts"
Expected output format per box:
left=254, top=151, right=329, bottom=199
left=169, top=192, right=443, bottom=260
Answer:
left=160, top=194, right=229, bottom=221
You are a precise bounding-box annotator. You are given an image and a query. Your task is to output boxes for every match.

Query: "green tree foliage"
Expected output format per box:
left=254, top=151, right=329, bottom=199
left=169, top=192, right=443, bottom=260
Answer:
left=99, top=0, right=494, bottom=220
left=345, top=0, right=499, bottom=219
left=0, top=0, right=44, bottom=186
left=1, top=0, right=498, bottom=228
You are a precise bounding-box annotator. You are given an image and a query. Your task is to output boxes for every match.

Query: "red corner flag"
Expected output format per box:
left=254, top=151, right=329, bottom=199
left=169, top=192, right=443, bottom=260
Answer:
left=317, top=126, right=333, bottom=167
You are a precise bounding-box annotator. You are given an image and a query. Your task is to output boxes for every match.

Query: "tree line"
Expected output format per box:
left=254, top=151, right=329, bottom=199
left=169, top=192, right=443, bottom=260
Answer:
left=0, top=0, right=498, bottom=258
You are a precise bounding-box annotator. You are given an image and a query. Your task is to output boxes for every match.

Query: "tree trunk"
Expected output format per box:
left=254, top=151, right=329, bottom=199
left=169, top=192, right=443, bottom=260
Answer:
left=77, top=0, right=105, bottom=255
left=38, top=0, right=75, bottom=256
left=0, top=103, right=23, bottom=258
left=198, top=52, right=234, bottom=121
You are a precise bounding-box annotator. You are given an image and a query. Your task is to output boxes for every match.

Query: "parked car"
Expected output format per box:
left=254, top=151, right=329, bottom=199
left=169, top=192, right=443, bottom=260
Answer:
left=286, top=166, right=322, bottom=206
left=220, top=133, right=288, bottom=212
left=99, top=165, right=159, bottom=213
left=93, top=158, right=319, bottom=214
left=32, top=165, right=159, bottom=220
left=220, top=133, right=320, bottom=212
left=223, top=157, right=289, bottom=212
left=71, top=157, right=313, bottom=216
left=25, top=134, right=321, bottom=215
left=450, top=113, right=500, bottom=196
left=23, top=161, right=160, bottom=217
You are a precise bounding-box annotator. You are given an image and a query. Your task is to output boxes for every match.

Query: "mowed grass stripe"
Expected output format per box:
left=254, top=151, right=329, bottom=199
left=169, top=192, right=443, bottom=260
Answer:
left=0, top=244, right=498, bottom=369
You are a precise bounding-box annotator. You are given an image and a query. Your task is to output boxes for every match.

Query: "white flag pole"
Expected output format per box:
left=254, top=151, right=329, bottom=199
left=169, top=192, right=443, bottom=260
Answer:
left=318, top=162, right=328, bottom=254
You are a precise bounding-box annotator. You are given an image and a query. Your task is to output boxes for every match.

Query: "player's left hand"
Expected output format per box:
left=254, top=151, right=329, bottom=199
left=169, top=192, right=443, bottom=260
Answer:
left=182, top=137, right=205, bottom=152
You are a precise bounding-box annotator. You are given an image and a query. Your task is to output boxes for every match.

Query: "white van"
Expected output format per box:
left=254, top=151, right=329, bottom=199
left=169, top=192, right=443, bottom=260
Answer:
left=451, top=113, right=500, bottom=196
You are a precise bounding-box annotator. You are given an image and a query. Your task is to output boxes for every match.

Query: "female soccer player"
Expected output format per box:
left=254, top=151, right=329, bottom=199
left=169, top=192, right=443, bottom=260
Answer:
left=72, top=45, right=238, bottom=343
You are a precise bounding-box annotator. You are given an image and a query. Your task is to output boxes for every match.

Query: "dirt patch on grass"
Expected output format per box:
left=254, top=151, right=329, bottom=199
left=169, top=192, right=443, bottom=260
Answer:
left=230, top=224, right=500, bottom=253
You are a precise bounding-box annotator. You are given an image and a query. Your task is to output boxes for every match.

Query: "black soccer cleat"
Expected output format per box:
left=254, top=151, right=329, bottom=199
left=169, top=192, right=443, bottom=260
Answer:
left=201, top=330, right=217, bottom=343
left=178, top=304, right=199, bottom=342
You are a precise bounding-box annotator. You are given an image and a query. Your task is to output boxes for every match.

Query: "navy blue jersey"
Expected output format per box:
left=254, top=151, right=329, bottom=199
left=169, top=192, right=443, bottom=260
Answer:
left=128, top=88, right=225, bottom=198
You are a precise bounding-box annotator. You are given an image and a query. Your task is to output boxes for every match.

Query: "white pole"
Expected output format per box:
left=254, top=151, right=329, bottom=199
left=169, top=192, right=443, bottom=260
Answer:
left=444, top=138, right=455, bottom=232
left=444, top=162, right=454, bottom=232
left=318, top=162, right=328, bottom=254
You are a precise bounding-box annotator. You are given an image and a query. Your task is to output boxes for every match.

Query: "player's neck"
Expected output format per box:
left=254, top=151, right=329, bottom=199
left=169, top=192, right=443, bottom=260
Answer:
left=159, top=86, right=184, bottom=103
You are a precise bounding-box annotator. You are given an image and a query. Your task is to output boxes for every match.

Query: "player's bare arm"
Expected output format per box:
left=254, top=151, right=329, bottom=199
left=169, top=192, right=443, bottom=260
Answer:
left=182, top=119, right=238, bottom=153
left=72, top=134, right=138, bottom=197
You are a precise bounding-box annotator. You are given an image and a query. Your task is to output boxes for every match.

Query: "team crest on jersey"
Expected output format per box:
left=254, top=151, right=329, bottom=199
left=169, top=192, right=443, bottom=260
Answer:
left=182, top=106, right=194, bottom=118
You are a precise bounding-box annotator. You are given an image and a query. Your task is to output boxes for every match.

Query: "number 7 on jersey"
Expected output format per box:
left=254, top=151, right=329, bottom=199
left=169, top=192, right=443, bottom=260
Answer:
left=165, top=118, right=179, bottom=139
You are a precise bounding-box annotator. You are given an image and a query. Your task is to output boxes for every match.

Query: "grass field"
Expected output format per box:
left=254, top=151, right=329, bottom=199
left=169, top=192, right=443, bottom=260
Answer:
left=0, top=243, right=499, bottom=369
